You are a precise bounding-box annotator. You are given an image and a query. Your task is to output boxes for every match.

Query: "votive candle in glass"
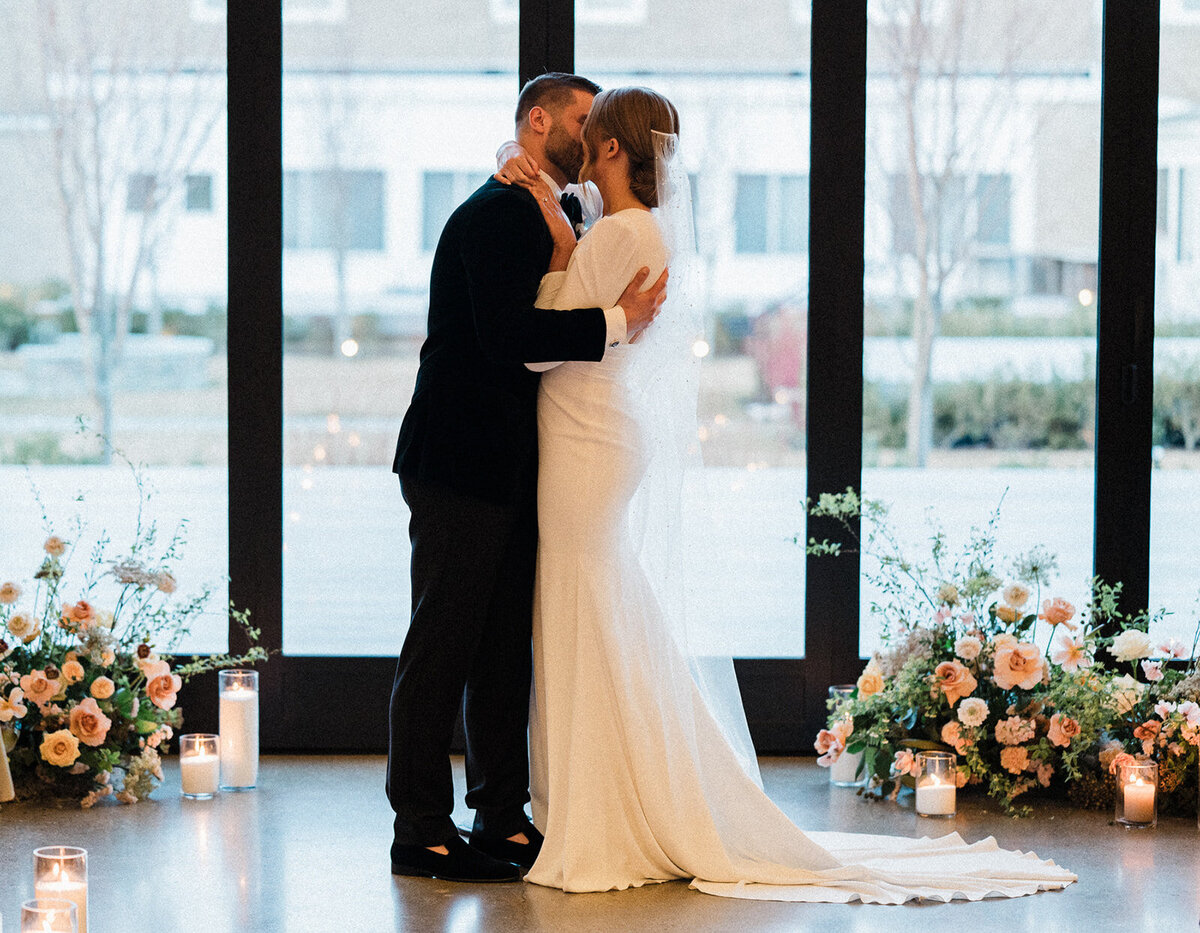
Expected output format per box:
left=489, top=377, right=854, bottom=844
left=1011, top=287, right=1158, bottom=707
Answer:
left=0, top=723, right=15, bottom=802
left=914, top=751, right=957, bottom=818
left=1115, top=759, right=1157, bottom=828
left=19, top=898, right=77, bottom=933
left=32, top=847, right=87, bottom=933
left=219, top=669, right=259, bottom=790
left=179, top=733, right=220, bottom=799
left=827, top=685, right=863, bottom=787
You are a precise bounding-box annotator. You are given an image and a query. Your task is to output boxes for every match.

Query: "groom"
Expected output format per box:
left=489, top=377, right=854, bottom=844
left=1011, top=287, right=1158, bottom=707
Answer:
left=388, top=72, right=668, bottom=882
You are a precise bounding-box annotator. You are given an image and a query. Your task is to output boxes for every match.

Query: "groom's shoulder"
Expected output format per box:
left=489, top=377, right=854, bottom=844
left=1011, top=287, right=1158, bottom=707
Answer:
left=461, top=177, right=537, bottom=220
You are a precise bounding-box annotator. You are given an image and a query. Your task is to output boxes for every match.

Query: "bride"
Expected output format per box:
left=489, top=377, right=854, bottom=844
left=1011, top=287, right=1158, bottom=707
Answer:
left=507, top=84, right=1075, bottom=903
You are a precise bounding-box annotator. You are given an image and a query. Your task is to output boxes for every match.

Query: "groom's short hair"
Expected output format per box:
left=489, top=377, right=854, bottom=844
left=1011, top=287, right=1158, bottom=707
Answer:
left=515, top=72, right=602, bottom=126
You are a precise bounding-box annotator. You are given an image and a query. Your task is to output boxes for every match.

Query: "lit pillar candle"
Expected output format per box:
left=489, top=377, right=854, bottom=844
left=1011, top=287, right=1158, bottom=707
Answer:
left=0, top=726, right=14, bottom=802
left=914, top=750, right=957, bottom=818
left=1122, top=777, right=1156, bottom=824
left=32, top=848, right=87, bottom=933
left=1115, top=759, right=1158, bottom=827
left=19, top=898, right=77, bottom=932
left=218, top=670, right=259, bottom=790
left=179, top=733, right=220, bottom=798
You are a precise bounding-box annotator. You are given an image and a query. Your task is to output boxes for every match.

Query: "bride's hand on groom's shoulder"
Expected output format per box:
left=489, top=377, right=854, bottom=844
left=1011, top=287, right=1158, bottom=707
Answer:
left=494, top=140, right=540, bottom=186
left=620, top=267, right=669, bottom=343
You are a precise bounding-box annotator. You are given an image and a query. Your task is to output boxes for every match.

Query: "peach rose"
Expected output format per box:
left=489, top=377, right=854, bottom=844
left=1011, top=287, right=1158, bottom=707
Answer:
left=955, top=767, right=970, bottom=788
left=90, top=676, right=115, bottom=700
left=69, top=696, right=112, bottom=747
left=0, top=582, right=19, bottom=604
left=145, top=663, right=182, bottom=711
left=999, top=745, right=1029, bottom=774
left=941, top=720, right=971, bottom=754
left=40, top=728, right=81, bottom=767
left=1107, top=751, right=1137, bottom=776
left=19, top=669, right=60, bottom=707
left=59, top=600, right=97, bottom=631
left=61, top=660, right=85, bottom=684
left=1047, top=712, right=1080, bottom=748
left=1038, top=597, right=1077, bottom=629
left=993, top=642, right=1045, bottom=691
left=856, top=661, right=885, bottom=698
left=893, top=749, right=917, bottom=776
left=934, top=660, right=978, bottom=707
left=43, top=535, right=67, bottom=557
left=155, top=571, right=177, bottom=594
left=814, top=728, right=845, bottom=765
left=136, top=651, right=162, bottom=678
left=994, top=604, right=1018, bottom=624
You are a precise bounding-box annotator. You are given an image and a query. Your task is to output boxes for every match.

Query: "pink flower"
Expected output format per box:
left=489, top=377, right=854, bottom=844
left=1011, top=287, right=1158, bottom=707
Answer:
left=1108, top=752, right=1137, bottom=776
left=1036, top=761, right=1054, bottom=787
left=1050, top=632, right=1091, bottom=672
left=69, top=696, right=112, bottom=747
left=993, top=642, right=1045, bottom=690
left=1179, top=701, right=1200, bottom=727
left=934, top=660, right=978, bottom=707
left=1000, top=746, right=1029, bottom=774
left=1157, top=638, right=1189, bottom=659
left=19, top=670, right=60, bottom=707
left=995, top=716, right=1036, bottom=746
left=941, top=720, right=971, bottom=754
left=1047, top=713, right=1080, bottom=748
left=0, top=688, right=28, bottom=721
left=1155, top=700, right=1178, bottom=719
left=893, top=749, right=916, bottom=776
left=1039, top=597, right=1077, bottom=629
left=1141, top=660, right=1164, bottom=683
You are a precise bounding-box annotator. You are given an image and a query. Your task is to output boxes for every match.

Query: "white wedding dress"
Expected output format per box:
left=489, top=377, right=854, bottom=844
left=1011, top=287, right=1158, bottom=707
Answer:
left=523, top=207, right=1076, bottom=903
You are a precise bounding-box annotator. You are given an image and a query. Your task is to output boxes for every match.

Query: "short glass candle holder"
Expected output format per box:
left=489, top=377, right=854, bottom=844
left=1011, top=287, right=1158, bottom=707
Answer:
left=914, top=751, right=957, bottom=819
left=32, top=847, right=88, bottom=933
left=827, top=685, right=863, bottom=787
left=179, top=733, right=221, bottom=799
left=1115, top=759, right=1157, bottom=828
left=20, top=898, right=78, bottom=932
left=218, top=669, right=259, bottom=790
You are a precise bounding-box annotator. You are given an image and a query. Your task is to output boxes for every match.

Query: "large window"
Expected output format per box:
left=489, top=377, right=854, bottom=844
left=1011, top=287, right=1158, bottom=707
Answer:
left=0, top=2, right=228, bottom=654
left=1150, top=12, right=1200, bottom=644
left=860, top=0, right=1101, bottom=655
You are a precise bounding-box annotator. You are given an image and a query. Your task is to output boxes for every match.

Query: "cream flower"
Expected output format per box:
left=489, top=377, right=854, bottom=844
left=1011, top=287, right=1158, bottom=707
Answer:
left=934, top=660, right=977, bottom=706
left=69, top=696, right=113, bottom=746
left=957, top=696, right=989, bottom=728
left=40, top=728, right=81, bottom=767
left=1109, top=674, right=1146, bottom=715
left=90, top=676, right=115, bottom=700
left=856, top=661, right=885, bottom=698
left=1002, top=583, right=1030, bottom=609
left=0, top=687, right=28, bottom=721
left=954, top=635, right=982, bottom=662
left=6, top=611, right=40, bottom=644
left=994, top=604, right=1018, bottom=624
left=0, top=582, right=20, bottom=604
left=991, top=633, right=1018, bottom=651
left=1047, top=712, right=1080, bottom=748
left=993, top=642, right=1045, bottom=691
left=43, top=535, right=68, bottom=557
left=1109, top=629, right=1153, bottom=663
left=1050, top=632, right=1091, bottom=672
left=936, top=583, right=960, bottom=606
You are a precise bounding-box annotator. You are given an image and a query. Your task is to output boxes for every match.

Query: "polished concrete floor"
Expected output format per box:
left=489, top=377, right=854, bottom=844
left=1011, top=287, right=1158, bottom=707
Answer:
left=1, top=755, right=1196, bottom=932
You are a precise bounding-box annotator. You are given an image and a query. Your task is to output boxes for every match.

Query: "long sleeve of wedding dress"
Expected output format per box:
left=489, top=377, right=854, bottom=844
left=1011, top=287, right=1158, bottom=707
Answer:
left=524, top=209, right=1076, bottom=904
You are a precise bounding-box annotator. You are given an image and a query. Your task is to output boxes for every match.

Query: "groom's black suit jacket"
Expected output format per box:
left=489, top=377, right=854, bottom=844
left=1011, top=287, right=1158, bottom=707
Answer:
left=393, top=178, right=607, bottom=504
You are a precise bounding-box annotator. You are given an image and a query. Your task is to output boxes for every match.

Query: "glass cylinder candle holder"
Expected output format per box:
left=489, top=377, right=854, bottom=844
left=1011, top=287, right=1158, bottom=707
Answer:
left=32, top=847, right=87, bottom=933
left=179, top=733, right=220, bottom=799
left=218, top=669, right=259, bottom=790
left=20, top=898, right=77, bottom=933
left=827, top=685, right=863, bottom=787
left=0, top=722, right=15, bottom=802
left=914, top=751, right=957, bottom=819
left=1115, top=759, right=1157, bottom=828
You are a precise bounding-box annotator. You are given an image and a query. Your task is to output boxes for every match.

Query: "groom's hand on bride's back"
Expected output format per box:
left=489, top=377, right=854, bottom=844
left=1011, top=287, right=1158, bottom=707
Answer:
left=618, top=267, right=669, bottom=343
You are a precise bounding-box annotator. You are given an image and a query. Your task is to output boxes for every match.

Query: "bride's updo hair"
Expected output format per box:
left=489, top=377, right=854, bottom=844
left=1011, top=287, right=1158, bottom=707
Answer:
left=583, top=86, right=679, bottom=208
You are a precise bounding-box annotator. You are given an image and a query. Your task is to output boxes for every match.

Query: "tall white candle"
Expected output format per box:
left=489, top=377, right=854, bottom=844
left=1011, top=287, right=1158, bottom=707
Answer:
left=915, top=775, right=956, bottom=817
left=0, top=728, right=14, bottom=802
left=1123, top=778, right=1155, bottom=823
left=219, top=687, right=259, bottom=789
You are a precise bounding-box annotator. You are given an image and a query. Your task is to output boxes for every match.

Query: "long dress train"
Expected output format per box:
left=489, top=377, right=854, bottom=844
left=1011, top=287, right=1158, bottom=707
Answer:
left=524, top=207, right=1075, bottom=903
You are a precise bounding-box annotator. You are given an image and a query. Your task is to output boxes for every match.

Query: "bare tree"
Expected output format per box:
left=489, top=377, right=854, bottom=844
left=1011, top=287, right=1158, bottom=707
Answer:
left=871, top=0, right=1030, bottom=466
left=10, top=1, right=222, bottom=459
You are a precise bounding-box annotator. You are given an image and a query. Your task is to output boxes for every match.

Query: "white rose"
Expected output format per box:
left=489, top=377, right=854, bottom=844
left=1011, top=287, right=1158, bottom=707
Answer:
left=954, top=635, right=982, bottom=662
left=6, top=611, right=38, bottom=642
left=957, top=697, right=989, bottom=728
left=1109, top=629, right=1153, bottom=663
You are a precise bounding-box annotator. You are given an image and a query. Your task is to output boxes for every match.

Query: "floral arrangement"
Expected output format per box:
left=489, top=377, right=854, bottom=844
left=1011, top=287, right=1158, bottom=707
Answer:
left=806, top=489, right=1200, bottom=815
left=0, top=465, right=266, bottom=807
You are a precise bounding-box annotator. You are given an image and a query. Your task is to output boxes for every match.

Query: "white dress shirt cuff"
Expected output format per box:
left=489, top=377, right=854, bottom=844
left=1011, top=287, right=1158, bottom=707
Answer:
left=603, top=305, right=627, bottom=349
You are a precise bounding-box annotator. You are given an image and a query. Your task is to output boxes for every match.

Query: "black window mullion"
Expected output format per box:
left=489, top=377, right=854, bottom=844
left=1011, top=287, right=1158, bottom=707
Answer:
left=520, top=0, right=574, bottom=86
left=1093, top=2, right=1159, bottom=625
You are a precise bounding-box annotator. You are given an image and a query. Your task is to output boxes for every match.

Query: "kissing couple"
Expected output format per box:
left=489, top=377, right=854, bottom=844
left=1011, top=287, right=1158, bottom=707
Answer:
left=385, top=72, right=1076, bottom=903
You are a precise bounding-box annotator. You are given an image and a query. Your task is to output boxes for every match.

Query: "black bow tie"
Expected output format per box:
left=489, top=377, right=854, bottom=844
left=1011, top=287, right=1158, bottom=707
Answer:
left=560, top=192, right=584, bottom=228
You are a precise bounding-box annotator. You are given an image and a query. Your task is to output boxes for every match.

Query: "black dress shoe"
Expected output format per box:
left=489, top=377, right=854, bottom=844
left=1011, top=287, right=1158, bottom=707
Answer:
left=469, top=819, right=545, bottom=869
left=390, top=834, right=523, bottom=882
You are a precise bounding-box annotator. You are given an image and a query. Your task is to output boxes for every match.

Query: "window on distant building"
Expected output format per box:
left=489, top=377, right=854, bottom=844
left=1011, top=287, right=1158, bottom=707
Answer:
left=283, top=169, right=385, bottom=251
left=889, top=172, right=1004, bottom=254
left=126, top=173, right=157, bottom=212
left=186, top=174, right=214, bottom=213
left=734, top=173, right=809, bottom=254
left=976, top=173, right=1011, bottom=246
left=421, top=171, right=489, bottom=252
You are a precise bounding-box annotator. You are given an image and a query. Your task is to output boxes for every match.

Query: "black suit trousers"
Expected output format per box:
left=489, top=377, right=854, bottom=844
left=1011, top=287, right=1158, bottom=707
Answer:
left=387, top=472, right=537, bottom=845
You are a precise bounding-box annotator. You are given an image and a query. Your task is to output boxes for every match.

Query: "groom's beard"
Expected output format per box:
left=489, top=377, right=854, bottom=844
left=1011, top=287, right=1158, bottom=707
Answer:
left=545, top=124, right=585, bottom=184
